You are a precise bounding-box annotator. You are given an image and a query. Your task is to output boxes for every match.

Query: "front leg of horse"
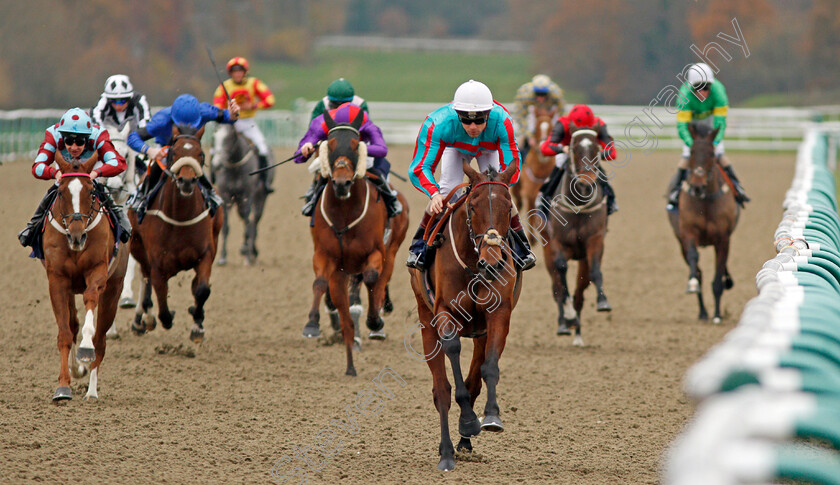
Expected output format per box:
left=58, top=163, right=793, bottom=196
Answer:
left=683, top=241, right=701, bottom=294
left=458, top=334, right=487, bottom=453
left=188, top=256, right=214, bottom=343
left=363, top=252, right=387, bottom=340
left=217, top=202, right=231, bottom=266
left=118, top=254, right=138, bottom=310
left=439, top=326, right=481, bottom=445
left=239, top=203, right=257, bottom=265
left=711, top=240, right=731, bottom=324
left=417, top=306, right=456, bottom=471
left=132, top=277, right=156, bottom=334
left=553, top=251, right=576, bottom=336
left=328, top=271, right=356, bottom=376
left=303, top=253, right=333, bottom=338
left=78, top=267, right=109, bottom=363
left=150, top=270, right=176, bottom=331
left=587, top=241, right=611, bottom=312
left=86, top=275, right=121, bottom=400
left=480, top=310, right=512, bottom=433
left=48, top=279, right=74, bottom=401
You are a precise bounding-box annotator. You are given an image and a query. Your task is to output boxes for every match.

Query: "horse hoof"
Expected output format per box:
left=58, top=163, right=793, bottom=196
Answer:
left=328, top=311, right=341, bottom=332
left=437, top=457, right=456, bottom=472
left=143, top=313, right=157, bottom=331
left=459, top=417, right=481, bottom=438
left=345, top=367, right=357, bottom=377
left=724, top=277, right=734, bottom=290
left=189, top=327, right=205, bottom=343
left=712, top=316, right=722, bottom=325
left=481, top=415, right=504, bottom=432
left=368, top=329, right=387, bottom=340
left=161, top=310, right=175, bottom=330
left=70, top=362, right=88, bottom=379
left=217, top=258, right=227, bottom=266
left=456, top=438, right=473, bottom=453
left=106, top=325, right=119, bottom=340
left=573, top=336, right=585, bottom=347
left=76, top=346, right=95, bottom=363
left=302, top=321, right=321, bottom=338
left=131, top=323, right=146, bottom=335
left=596, top=300, right=612, bottom=312
left=119, top=297, right=136, bottom=309
left=382, top=299, right=394, bottom=315
left=52, top=386, right=73, bottom=402
left=556, top=322, right=572, bottom=336
left=353, top=337, right=362, bottom=352
left=686, top=278, right=700, bottom=293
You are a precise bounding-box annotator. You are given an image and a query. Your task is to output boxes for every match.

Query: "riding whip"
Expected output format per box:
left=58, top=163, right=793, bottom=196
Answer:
left=249, top=153, right=301, bottom=175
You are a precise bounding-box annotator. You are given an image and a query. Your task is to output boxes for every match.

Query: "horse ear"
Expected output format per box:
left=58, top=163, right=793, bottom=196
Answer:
left=323, top=109, right=336, bottom=131
left=568, top=121, right=578, bottom=132
left=709, top=126, right=720, bottom=141
left=196, top=125, right=206, bottom=140
left=54, top=149, right=72, bottom=174
left=350, top=108, right=365, bottom=131
left=81, top=151, right=100, bottom=174
left=462, top=158, right=482, bottom=186
left=171, top=124, right=181, bottom=140
left=499, top=159, right=518, bottom=185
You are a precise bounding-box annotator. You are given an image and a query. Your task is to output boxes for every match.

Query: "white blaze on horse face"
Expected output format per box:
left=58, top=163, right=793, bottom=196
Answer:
left=68, top=178, right=83, bottom=213
left=183, top=142, right=194, bottom=151
left=80, top=309, right=96, bottom=351
left=579, top=138, right=593, bottom=149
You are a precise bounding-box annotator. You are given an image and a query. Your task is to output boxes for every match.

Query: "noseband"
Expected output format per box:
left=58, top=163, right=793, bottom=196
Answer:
left=465, top=181, right=510, bottom=256
left=687, top=148, right=725, bottom=200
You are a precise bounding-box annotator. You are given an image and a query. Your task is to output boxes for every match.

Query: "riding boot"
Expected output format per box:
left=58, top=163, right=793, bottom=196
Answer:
left=94, top=182, right=132, bottom=243
left=18, top=185, right=58, bottom=247
left=509, top=215, right=536, bottom=271
left=723, top=165, right=750, bottom=206
left=406, top=213, right=432, bottom=269
left=197, top=174, right=224, bottom=215
left=600, top=179, right=618, bottom=215
left=367, top=170, right=402, bottom=217
left=536, top=166, right=564, bottom=219
left=302, top=176, right=328, bottom=217
left=666, top=168, right=688, bottom=211
left=257, top=154, right=274, bottom=194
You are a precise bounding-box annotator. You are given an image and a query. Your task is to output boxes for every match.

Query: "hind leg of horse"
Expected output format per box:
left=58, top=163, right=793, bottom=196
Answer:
left=304, top=252, right=334, bottom=338
left=218, top=201, right=232, bottom=266
left=551, top=250, right=575, bottom=336
left=328, top=271, right=356, bottom=376
left=118, top=255, right=138, bottom=310
left=349, top=274, right=364, bottom=341
left=87, top=278, right=120, bottom=400
left=188, top=256, right=214, bottom=342
left=711, top=239, right=730, bottom=324
left=587, top=236, right=611, bottom=312
left=132, top=277, right=156, bottom=334
left=77, top=266, right=109, bottom=363
left=238, top=202, right=256, bottom=265
left=458, top=334, right=487, bottom=453
left=67, top=296, right=88, bottom=379
left=150, top=269, right=176, bottom=331
left=437, top=313, right=480, bottom=443
left=480, top=309, right=512, bottom=433
left=363, top=252, right=387, bottom=340
left=48, top=278, right=74, bottom=400
left=572, top=259, right=591, bottom=347
left=383, top=285, right=394, bottom=315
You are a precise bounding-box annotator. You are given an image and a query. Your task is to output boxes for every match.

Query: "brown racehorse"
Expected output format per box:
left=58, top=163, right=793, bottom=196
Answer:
left=668, top=123, right=738, bottom=323
left=408, top=161, right=522, bottom=471
left=542, top=124, right=612, bottom=346
left=308, top=109, right=409, bottom=376
left=512, top=105, right=556, bottom=244
left=128, top=126, right=224, bottom=342
left=42, top=151, right=129, bottom=401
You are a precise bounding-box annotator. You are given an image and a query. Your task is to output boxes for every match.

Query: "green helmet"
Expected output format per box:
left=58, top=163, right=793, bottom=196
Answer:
left=327, top=78, right=355, bottom=103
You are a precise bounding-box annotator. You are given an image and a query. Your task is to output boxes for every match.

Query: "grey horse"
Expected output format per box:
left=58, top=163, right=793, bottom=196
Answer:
left=211, top=124, right=273, bottom=265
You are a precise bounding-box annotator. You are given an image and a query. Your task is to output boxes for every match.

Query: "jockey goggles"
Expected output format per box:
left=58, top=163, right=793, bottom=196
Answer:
left=692, top=82, right=710, bottom=92
left=457, top=112, right=488, bottom=125
left=111, top=98, right=130, bottom=105
left=64, top=135, right=90, bottom=146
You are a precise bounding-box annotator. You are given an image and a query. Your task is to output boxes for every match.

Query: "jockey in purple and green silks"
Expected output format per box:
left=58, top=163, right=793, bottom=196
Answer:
left=666, top=62, right=749, bottom=210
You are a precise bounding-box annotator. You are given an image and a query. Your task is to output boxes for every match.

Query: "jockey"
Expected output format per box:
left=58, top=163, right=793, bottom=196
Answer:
left=90, top=74, right=151, bottom=177
left=406, top=80, right=535, bottom=271
left=128, top=94, right=239, bottom=221
left=294, top=103, right=402, bottom=218
left=667, top=62, right=749, bottom=210
left=512, top=74, right=566, bottom=163
left=18, top=108, right=131, bottom=249
left=309, top=78, right=369, bottom=122
left=212, top=56, right=276, bottom=193
left=536, top=104, right=619, bottom=217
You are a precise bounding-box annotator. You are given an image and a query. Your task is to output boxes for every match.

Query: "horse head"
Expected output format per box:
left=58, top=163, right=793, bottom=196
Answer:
left=462, top=159, right=518, bottom=280
left=53, top=150, right=100, bottom=251
left=687, top=123, right=720, bottom=199
left=319, top=108, right=367, bottom=200
left=568, top=122, right=601, bottom=187
left=168, top=125, right=206, bottom=197
left=533, top=106, right=557, bottom=164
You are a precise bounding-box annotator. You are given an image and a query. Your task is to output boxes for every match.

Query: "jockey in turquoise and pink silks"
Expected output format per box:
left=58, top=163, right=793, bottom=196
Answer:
left=295, top=102, right=402, bottom=219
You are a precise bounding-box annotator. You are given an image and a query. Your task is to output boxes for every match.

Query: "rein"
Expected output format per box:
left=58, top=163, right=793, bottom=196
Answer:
left=50, top=173, right=105, bottom=237
left=146, top=134, right=211, bottom=227
left=466, top=181, right=509, bottom=259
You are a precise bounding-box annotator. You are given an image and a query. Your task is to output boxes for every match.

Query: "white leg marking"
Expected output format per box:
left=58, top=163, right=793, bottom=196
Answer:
left=573, top=336, right=585, bottom=347
left=120, top=256, right=137, bottom=300
left=84, top=368, right=98, bottom=400
left=563, top=299, right=577, bottom=320
left=80, top=309, right=95, bottom=350
left=687, top=277, right=700, bottom=293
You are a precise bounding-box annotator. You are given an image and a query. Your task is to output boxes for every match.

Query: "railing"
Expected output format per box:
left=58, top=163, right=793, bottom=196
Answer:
left=663, top=130, right=840, bottom=484
left=3, top=104, right=840, bottom=162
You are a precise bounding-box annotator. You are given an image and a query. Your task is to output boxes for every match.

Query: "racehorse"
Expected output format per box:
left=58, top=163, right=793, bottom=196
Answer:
left=102, top=121, right=143, bottom=331
left=127, top=126, right=224, bottom=342
left=307, top=109, right=408, bottom=376
left=41, top=150, right=129, bottom=401
left=542, top=124, right=611, bottom=346
left=211, top=123, right=273, bottom=265
left=512, top=105, right=556, bottom=244
left=667, top=123, right=738, bottom=323
left=407, top=160, right=522, bottom=471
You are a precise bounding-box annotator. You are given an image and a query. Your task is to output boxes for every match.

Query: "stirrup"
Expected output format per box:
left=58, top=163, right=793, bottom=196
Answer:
left=406, top=251, right=425, bottom=270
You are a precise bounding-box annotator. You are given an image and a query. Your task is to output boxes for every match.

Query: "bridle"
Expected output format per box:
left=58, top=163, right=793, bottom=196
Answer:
left=686, top=143, right=725, bottom=200
left=567, top=129, right=599, bottom=179
left=465, top=181, right=510, bottom=258
left=49, top=172, right=105, bottom=235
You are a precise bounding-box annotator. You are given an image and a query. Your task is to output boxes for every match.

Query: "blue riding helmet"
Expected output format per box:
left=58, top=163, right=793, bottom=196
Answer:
left=171, top=94, right=201, bottom=128
left=57, top=108, right=93, bottom=135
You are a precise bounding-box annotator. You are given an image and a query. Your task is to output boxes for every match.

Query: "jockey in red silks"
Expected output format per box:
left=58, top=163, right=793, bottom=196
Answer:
left=294, top=102, right=402, bottom=219
left=536, top=104, right=619, bottom=218
left=18, top=108, right=130, bottom=252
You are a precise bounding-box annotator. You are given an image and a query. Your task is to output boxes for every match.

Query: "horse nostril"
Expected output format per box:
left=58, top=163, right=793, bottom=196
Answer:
left=477, top=259, right=488, bottom=269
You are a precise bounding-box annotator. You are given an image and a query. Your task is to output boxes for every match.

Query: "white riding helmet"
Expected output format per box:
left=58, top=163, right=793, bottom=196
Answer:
left=452, top=80, right=494, bottom=112
left=104, top=74, right=134, bottom=99
left=532, top=74, right=552, bottom=94
left=687, top=63, right=715, bottom=87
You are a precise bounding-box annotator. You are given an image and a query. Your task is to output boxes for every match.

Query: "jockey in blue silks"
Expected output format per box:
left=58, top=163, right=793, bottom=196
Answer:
left=127, top=94, right=239, bottom=221
left=406, top=80, right=535, bottom=271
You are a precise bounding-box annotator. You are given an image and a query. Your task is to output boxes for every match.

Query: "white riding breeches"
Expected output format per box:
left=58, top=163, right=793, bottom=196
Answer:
left=437, top=147, right=500, bottom=197
left=234, top=118, right=269, bottom=156
left=554, top=152, right=568, bottom=168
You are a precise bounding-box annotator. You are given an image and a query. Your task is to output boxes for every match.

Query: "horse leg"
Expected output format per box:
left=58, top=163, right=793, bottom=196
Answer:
left=382, top=285, right=394, bottom=315
left=132, top=277, right=156, bottom=334
left=364, top=252, right=387, bottom=341
left=304, top=252, right=333, bottom=338
left=67, top=296, right=88, bottom=379
left=86, top=274, right=120, bottom=400
left=48, top=278, right=74, bottom=401
left=418, top=303, right=455, bottom=471
left=118, top=254, right=138, bottom=310
left=587, top=236, right=611, bottom=312
left=328, top=271, right=356, bottom=376
left=683, top=239, right=701, bottom=294
left=188, top=255, right=214, bottom=343
left=457, top=334, right=487, bottom=453
left=217, top=201, right=231, bottom=266
left=77, top=266, right=109, bottom=363
left=572, top=258, right=591, bottom=347
left=238, top=201, right=255, bottom=265
left=251, top=189, right=269, bottom=263
left=350, top=274, right=364, bottom=343
left=150, top=269, right=175, bottom=331
left=553, top=250, right=575, bottom=336
left=480, top=309, right=512, bottom=433
left=325, top=290, right=341, bottom=332
left=711, top=238, right=730, bottom=324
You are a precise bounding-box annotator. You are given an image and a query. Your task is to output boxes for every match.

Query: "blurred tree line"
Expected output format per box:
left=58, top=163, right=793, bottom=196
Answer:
left=0, top=0, right=837, bottom=109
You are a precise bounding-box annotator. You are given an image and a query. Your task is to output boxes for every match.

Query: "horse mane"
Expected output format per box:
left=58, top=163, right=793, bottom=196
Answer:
left=485, top=167, right=500, bottom=181
left=691, top=122, right=713, bottom=138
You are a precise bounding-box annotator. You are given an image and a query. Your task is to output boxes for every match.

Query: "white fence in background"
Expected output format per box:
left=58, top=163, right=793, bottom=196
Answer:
left=2, top=103, right=840, bottom=162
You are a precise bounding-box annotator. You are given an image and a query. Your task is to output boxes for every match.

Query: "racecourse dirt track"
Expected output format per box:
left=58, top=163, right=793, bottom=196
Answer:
left=0, top=146, right=791, bottom=484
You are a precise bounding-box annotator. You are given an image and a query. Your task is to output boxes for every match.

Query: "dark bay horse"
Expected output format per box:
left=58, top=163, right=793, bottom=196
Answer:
left=542, top=124, right=611, bottom=346
left=42, top=151, right=129, bottom=401
left=408, top=161, right=522, bottom=471
left=211, top=123, right=272, bottom=266
left=128, top=126, right=224, bottom=342
left=668, top=123, right=738, bottom=323
left=308, top=109, right=408, bottom=376
left=512, top=105, right=556, bottom=244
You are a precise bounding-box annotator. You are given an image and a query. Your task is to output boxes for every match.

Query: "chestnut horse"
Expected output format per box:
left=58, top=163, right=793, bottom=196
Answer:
left=668, top=123, right=738, bottom=323
left=512, top=105, right=556, bottom=244
left=42, top=151, right=129, bottom=401
left=542, top=124, right=611, bottom=346
left=128, top=126, right=224, bottom=342
left=408, top=161, right=522, bottom=471
left=308, top=109, right=408, bottom=376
